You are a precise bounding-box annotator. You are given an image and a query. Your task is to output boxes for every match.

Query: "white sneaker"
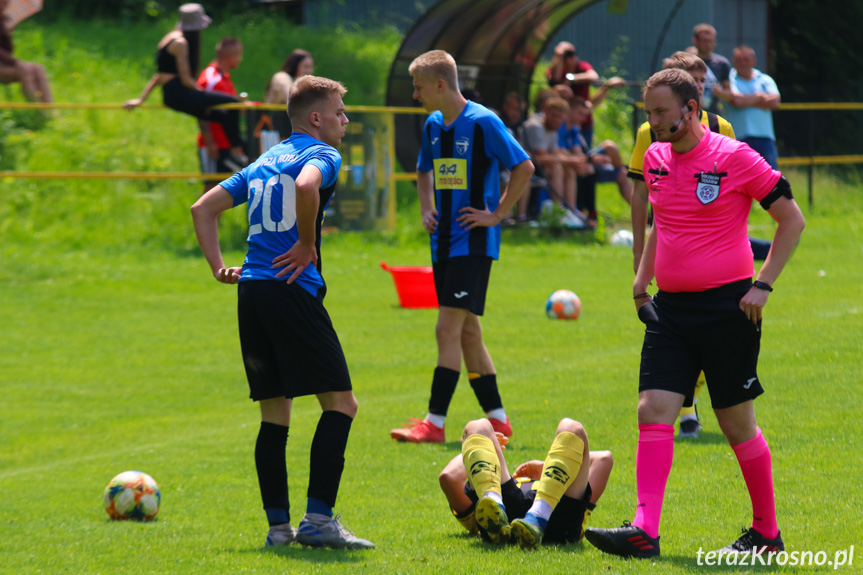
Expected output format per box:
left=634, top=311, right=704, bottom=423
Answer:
left=560, top=209, right=589, bottom=229
left=265, top=523, right=297, bottom=546
left=296, top=513, right=375, bottom=550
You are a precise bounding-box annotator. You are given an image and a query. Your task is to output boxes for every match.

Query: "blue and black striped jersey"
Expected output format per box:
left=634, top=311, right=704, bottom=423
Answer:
left=418, top=101, right=529, bottom=262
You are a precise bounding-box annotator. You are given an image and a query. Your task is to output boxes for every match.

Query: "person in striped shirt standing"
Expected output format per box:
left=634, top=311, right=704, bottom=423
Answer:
left=390, top=50, right=534, bottom=444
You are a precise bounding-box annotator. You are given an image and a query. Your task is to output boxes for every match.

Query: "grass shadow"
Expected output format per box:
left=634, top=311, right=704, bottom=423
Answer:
left=674, top=430, right=728, bottom=446
left=238, top=544, right=368, bottom=564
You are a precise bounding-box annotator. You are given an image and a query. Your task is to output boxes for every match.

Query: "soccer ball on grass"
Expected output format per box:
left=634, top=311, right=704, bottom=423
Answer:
left=610, top=229, right=634, bottom=247
left=546, top=290, right=582, bottom=320
left=104, top=471, right=161, bottom=520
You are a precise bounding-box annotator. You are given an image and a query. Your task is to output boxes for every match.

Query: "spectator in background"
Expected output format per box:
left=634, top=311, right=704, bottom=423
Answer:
left=715, top=46, right=781, bottom=169
left=521, top=96, right=589, bottom=226
left=0, top=0, right=53, bottom=103
left=124, top=4, right=247, bottom=171
left=546, top=41, right=626, bottom=146
left=261, top=49, right=313, bottom=147
left=531, top=88, right=557, bottom=117
left=560, top=96, right=632, bottom=223
left=497, top=91, right=526, bottom=138
left=685, top=45, right=718, bottom=113
left=692, top=23, right=731, bottom=114
left=197, top=37, right=243, bottom=194
left=264, top=49, right=314, bottom=106
left=546, top=42, right=598, bottom=145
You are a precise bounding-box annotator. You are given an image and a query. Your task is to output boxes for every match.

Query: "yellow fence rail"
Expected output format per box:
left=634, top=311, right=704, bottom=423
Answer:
left=2, top=102, right=861, bottom=210
left=630, top=102, right=863, bottom=207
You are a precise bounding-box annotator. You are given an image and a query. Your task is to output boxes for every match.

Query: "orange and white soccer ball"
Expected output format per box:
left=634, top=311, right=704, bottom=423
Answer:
left=546, top=290, right=582, bottom=320
left=104, top=471, right=161, bottom=520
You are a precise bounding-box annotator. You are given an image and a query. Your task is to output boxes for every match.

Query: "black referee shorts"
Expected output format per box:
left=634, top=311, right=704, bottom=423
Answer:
left=638, top=279, right=764, bottom=409
left=465, top=479, right=593, bottom=544
left=433, top=256, right=492, bottom=316
left=237, top=280, right=352, bottom=401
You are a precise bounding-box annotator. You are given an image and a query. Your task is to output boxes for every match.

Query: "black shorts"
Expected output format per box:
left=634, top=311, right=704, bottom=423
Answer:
left=638, top=279, right=763, bottom=409
left=433, top=256, right=492, bottom=315
left=237, top=280, right=352, bottom=400
left=465, top=479, right=593, bottom=544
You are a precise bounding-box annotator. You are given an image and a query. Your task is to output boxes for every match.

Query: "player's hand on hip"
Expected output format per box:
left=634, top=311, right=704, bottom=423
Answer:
left=422, top=208, right=439, bottom=234
left=457, top=206, right=500, bottom=229
left=272, top=241, right=317, bottom=284
left=739, top=287, right=768, bottom=324
left=215, top=266, right=242, bottom=284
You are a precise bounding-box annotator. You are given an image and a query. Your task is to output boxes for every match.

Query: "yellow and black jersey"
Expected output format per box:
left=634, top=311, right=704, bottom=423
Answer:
left=627, top=111, right=735, bottom=181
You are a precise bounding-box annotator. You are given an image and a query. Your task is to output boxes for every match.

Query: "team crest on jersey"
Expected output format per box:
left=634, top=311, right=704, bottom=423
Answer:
left=455, top=137, right=470, bottom=156
left=694, top=168, right=727, bottom=205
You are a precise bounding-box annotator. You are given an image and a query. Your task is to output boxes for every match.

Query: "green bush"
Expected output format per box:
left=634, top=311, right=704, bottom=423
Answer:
left=1, top=14, right=400, bottom=252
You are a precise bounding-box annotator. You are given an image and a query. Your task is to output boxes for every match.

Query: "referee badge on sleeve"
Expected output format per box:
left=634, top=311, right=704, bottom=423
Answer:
left=694, top=167, right=727, bottom=205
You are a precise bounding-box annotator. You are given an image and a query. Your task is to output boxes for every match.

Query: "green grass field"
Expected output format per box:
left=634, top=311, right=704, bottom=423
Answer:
left=2, top=175, right=861, bottom=573
left=2, top=14, right=862, bottom=575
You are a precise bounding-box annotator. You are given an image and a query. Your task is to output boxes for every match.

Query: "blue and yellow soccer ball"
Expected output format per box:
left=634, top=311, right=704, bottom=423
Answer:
left=104, top=471, right=161, bottom=521
left=546, top=290, right=582, bottom=320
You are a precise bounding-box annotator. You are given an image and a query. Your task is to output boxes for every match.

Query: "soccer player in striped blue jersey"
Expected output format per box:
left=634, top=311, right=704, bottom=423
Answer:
left=390, top=50, right=534, bottom=444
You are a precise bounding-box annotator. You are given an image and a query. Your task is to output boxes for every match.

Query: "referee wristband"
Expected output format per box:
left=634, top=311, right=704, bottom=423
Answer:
left=633, top=292, right=651, bottom=300
left=753, top=280, right=773, bottom=292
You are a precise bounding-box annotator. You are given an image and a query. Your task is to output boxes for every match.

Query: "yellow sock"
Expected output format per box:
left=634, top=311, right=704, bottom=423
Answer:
left=694, top=373, right=706, bottom=398
left=536, top=432, right=584, bottom=508
left=451, top=506, right=478, bottom=535
left=462, top=434, right=501, bottom=497
left=536, top=431, right=584, bottom=509
left=580, top=502, right=596, bottom=540
left=680, top=372, right=706, bottom=417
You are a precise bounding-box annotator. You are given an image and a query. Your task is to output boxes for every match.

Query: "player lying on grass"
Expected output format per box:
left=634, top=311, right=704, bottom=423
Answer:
left=438, top=418, right=613, bottom=548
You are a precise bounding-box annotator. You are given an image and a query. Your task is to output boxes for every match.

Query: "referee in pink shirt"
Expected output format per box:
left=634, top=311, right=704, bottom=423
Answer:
left=585, top=68, right=805, bottom=559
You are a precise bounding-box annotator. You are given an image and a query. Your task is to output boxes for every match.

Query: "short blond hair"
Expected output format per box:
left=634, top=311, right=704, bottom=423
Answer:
left=544, top=96, right=570, bottom=114
left=288, top=75, right=347, bottom=122
left=408, top=50, right=459, bottom=92
left=662, top=51, right=707, bottom=75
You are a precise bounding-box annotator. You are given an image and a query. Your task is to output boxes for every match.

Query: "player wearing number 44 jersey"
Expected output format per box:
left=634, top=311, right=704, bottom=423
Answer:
left=191, top=75, right=373, bottom=550
left=390, top=50, right=534, bottom=444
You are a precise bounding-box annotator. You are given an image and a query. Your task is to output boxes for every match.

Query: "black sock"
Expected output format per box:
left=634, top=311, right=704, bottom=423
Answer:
left=307, top=410, right=353, bottom=509
left=469, top=373, right=503, bottom=412
left=255, top=421, right=290, bottom=525
left=429, top=366, right=460, bottom=416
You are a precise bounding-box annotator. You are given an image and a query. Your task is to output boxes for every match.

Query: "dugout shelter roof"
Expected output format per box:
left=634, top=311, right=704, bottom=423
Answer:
left=386, top=0, right=608, bottom=172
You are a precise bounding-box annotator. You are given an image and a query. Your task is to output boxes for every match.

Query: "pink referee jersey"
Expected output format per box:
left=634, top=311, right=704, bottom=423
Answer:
left=644, top=129, right=780, bottom=292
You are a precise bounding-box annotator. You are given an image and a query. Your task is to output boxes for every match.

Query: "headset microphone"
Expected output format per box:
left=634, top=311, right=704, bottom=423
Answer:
left=668, top=106, right=690, bottom=134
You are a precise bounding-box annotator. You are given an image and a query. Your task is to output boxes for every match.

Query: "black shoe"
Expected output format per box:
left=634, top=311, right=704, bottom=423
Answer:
left=584, top=521, right=660, bottom=558
left=678, top=418, right=701, bottom=438
left=716, top=527, right=784, bottom=554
